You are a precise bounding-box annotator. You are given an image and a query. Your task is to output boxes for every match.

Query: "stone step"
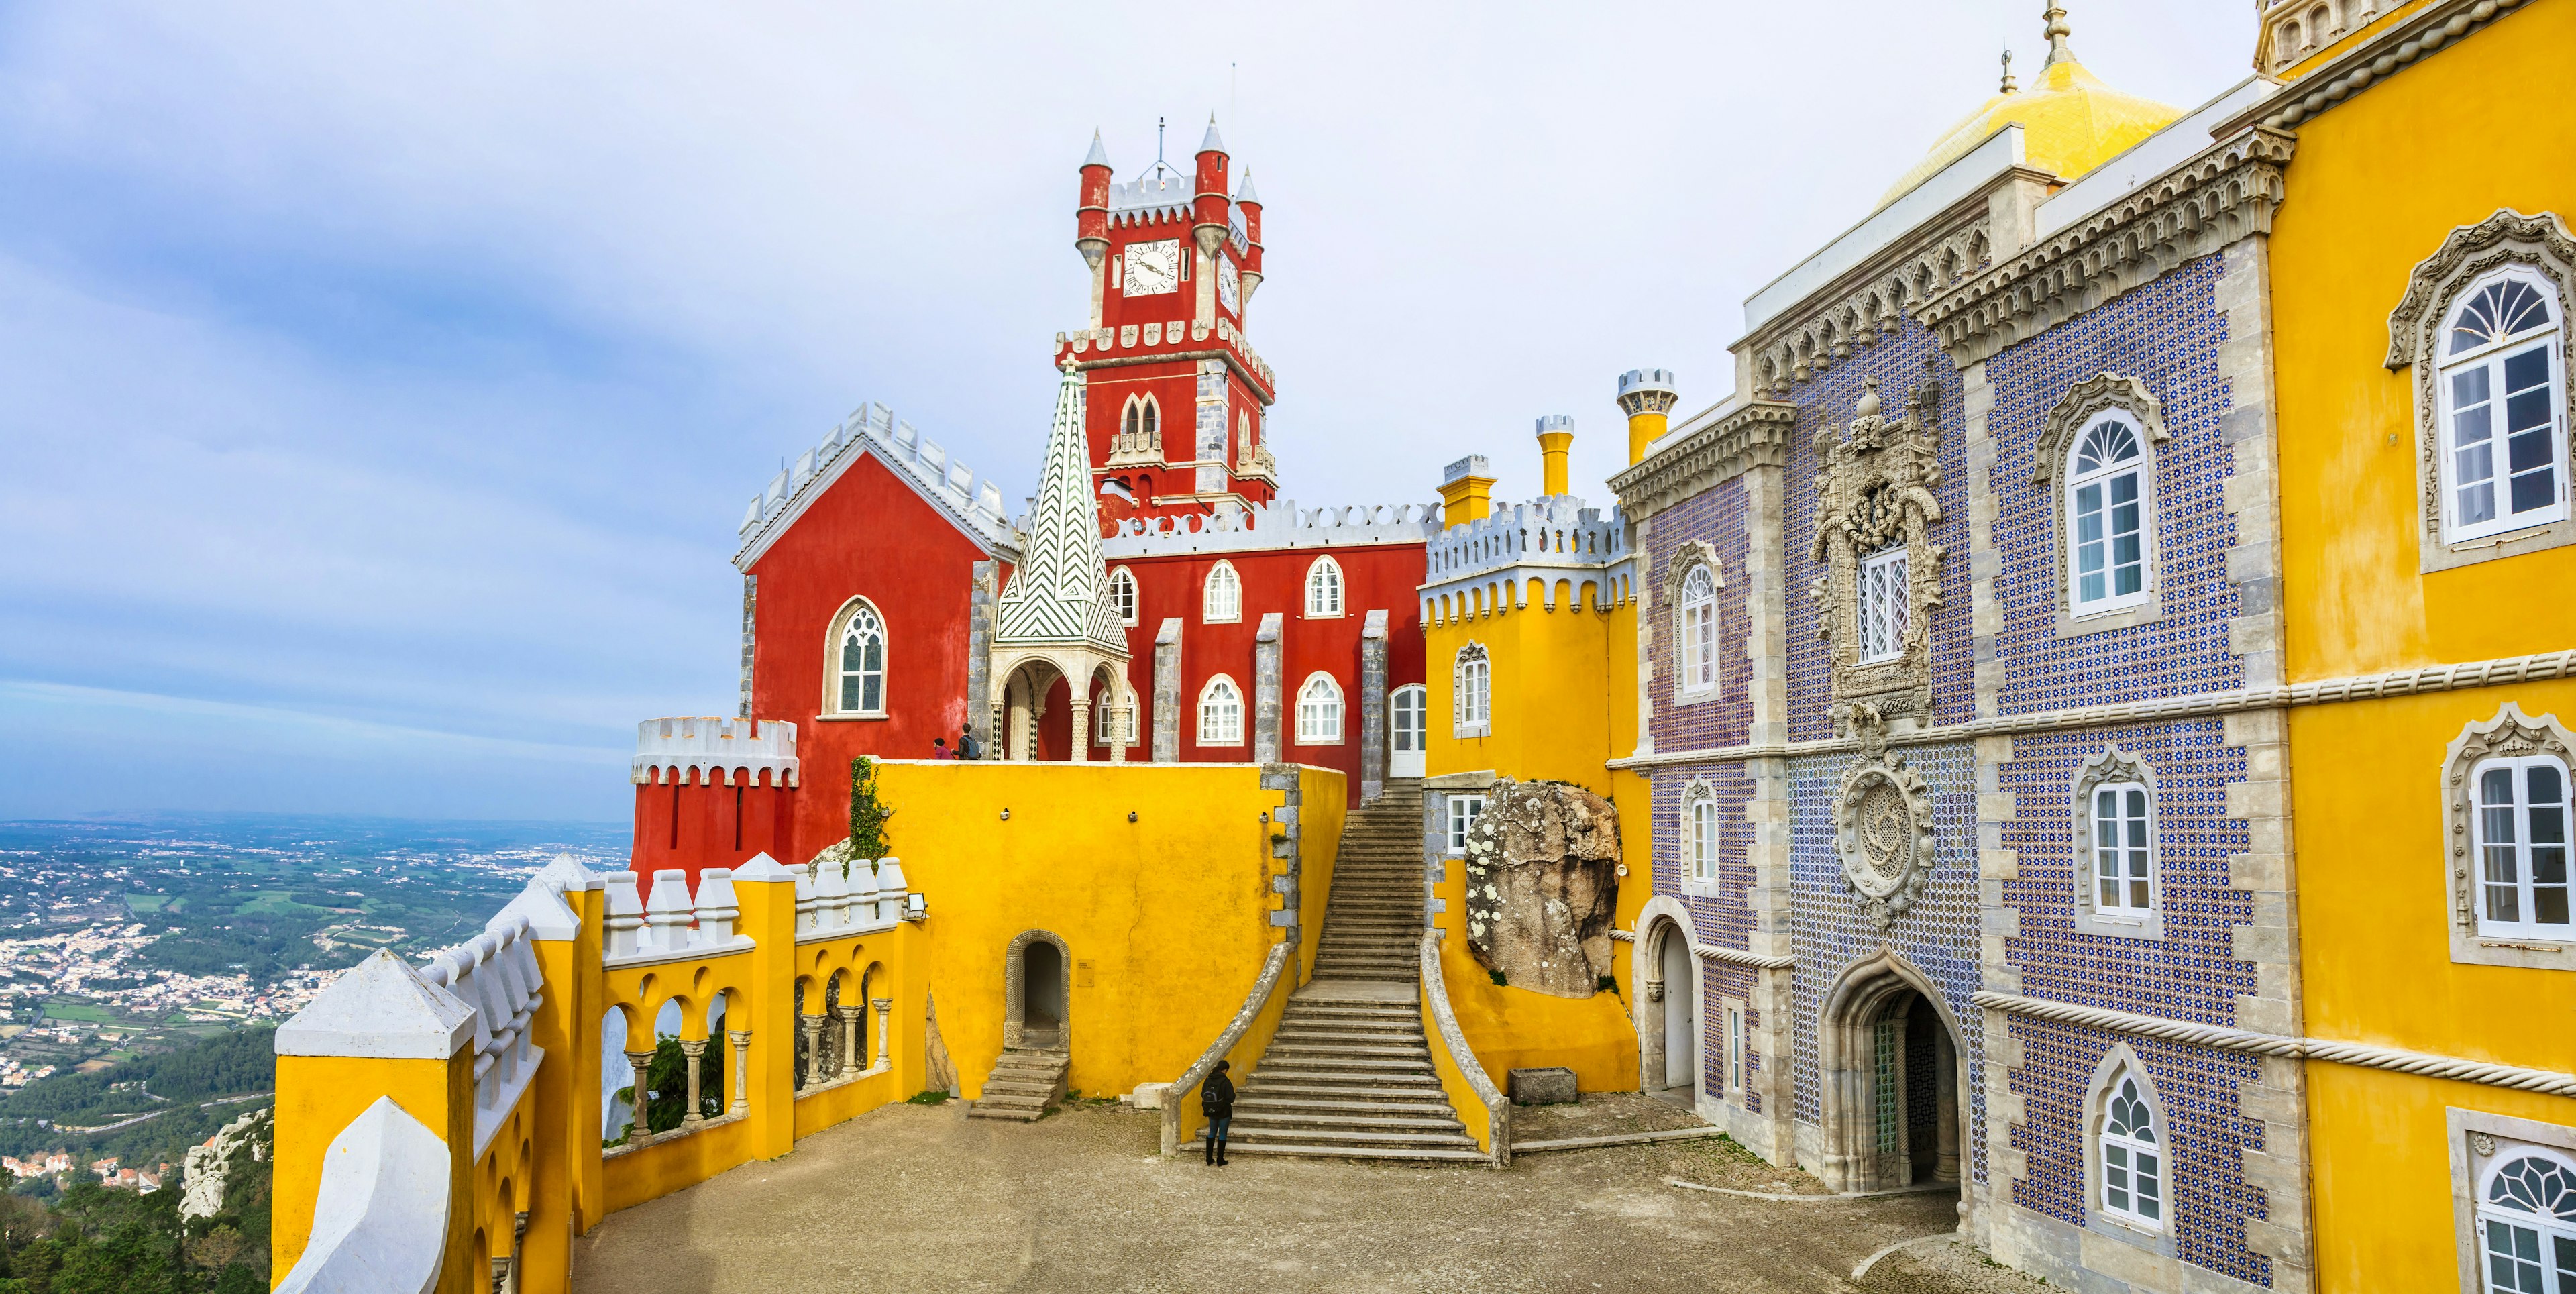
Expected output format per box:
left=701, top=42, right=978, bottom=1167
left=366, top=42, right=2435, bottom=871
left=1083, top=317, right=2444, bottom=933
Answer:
left=1246, top=1071, right=1446, bottom=1091
left=1233, top=1113, right=1468, bottom=1136
left=1282, top=1006, right=1419, bottom=1022
left=1258, top=1053, right=1434, bottom=1073
left=1273, top=1024, right=1421, bottom=1042
left=1234, top=1093, right=1458, bottom=1116
left=1225, top=1126, right=1479, bottom=1148
left=1181, top=1139, right=1488, bottom=1163
left=1267, top=1038, right=1429, bottom=1059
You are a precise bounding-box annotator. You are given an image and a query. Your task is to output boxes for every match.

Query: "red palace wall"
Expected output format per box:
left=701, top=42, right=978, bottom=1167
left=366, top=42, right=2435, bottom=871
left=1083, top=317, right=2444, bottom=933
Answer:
left=630, top=770, right=798, bottom=889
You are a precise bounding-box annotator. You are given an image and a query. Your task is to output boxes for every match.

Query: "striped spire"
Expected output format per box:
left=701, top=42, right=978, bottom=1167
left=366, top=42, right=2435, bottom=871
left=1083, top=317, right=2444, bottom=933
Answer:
left=996, top=365, right=1128, bottom=655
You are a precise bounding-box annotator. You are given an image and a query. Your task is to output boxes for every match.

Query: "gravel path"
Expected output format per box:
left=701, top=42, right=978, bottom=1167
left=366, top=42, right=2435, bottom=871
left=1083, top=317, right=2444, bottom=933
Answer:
left=572, top=1099, right=1972, bottom=1293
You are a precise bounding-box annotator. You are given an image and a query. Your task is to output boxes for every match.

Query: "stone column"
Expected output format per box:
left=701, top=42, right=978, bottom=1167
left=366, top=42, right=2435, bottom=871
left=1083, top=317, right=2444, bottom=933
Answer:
left=798, top=1015, right=825, bottom=1091
left=1358, top=610, right=1389, bottom=802
left=737, top=574, right=759, bottom=720
left=837, top=1007, right=861, bottom=1080
left=623, top=1049, right=656, bottom=1142
left=678, top=1038, right=708, bottom=1129
left=1252, top=612, right=1283, bottom=763
left=1152, top=618, right=1182, bottom=763
left=1935, top=1032, right=1960, bottom=1183
left=1069, top=696, right=1092, bottom=763
left=727, top=1030, right=751, bottom=1115
left=873, top=998, right=893, bottom=1068
left=967, top=561, right=997, bottom=752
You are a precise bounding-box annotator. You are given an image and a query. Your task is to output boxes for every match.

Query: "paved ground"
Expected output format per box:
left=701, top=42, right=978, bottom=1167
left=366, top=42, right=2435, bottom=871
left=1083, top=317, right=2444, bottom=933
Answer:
left=572, top=1097, right=1978, bottom=1293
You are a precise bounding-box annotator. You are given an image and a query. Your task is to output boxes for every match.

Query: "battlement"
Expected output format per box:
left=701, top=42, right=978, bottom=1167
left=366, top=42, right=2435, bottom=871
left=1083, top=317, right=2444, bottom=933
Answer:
left=734, top=400, right=1018, bottom=569
left=633, top=716, right=800, bottom=787
left=1057, top=314, right=1275, bottom=394
left=1425, top=496, right=1629, bottom=585
left=1098, top=498, right=1440, bottom=559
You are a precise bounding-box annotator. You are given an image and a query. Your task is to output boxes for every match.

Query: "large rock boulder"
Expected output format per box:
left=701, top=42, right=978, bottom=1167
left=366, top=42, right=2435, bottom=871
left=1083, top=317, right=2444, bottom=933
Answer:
left=1460, top=778, right=1621, bottom=998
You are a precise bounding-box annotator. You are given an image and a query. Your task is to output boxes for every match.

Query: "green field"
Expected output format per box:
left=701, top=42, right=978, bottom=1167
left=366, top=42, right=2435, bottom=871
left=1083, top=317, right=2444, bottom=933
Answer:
left=123, top=894, right=171, bottom=913
left=231, top=891, right=335, bottom=917
left=40, top=1002, right=116, bottom=1023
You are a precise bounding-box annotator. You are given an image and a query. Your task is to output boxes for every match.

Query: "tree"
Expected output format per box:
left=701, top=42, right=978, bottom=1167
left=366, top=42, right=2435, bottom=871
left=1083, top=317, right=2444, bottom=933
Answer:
left=847, top=757, right=896, bottom=861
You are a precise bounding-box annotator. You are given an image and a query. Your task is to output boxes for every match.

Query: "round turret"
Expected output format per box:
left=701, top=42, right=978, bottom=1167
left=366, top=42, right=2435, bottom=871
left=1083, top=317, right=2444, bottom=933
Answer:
left=1077, top=129, right=1112, bottom=269
left=1615, top=369, right=1680, bottom=466
left=1192, top=116, right=1230, bottom=258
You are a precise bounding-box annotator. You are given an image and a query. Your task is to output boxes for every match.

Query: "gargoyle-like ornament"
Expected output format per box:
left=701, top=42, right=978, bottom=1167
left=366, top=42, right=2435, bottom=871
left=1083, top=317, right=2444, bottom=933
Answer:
left=1809, top=360, right=1947, bottom=722
left=1831, top=702, right=1935, bottom=928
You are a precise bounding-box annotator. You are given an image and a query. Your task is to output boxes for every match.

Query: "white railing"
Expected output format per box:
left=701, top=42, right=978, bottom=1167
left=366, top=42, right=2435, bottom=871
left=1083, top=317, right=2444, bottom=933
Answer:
left=601, top=855, right=914, bottom=968
left=419, top=911, right=545, bottom=1157
left=790, top=856, right=912, bottom=942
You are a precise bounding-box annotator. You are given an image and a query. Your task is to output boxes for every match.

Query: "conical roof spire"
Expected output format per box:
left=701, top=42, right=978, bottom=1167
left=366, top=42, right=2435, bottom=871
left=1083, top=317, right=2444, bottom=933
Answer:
left=1235, top=166, right=1260, bottom=204
left=1083, top=129, right=1110, bottom=169
left=1199, top=114, right=1226, bottom=155
left=995, top=365, right=1128, bottom=656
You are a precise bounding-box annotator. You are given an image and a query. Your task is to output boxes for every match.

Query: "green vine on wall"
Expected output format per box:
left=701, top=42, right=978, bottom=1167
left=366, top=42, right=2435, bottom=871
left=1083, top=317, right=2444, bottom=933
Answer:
left=848, top=756, right=895, bottom=860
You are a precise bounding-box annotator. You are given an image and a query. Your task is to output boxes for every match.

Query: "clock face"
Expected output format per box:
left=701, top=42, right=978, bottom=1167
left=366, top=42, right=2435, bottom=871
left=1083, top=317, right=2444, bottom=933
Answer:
left=1124, top=239, right=1180, bottom=296
left=1217, top=255, right=1240, bottom=313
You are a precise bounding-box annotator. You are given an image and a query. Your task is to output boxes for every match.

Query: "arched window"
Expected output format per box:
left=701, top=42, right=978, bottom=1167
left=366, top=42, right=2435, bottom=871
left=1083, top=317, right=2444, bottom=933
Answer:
left=1678, top=563, right=1718, bottom=696
left=1305, top=556, right=1344, bottom=617
left=1108, top=567, right=1138, bottom=626
left=1295, top=673, right=1343, bottom=745
left=1238, top=411, right=1253, bottom=460
left=1198, top=676, right=1244, bottom=745
left=1681, top=781, right=1719, bottom=885
left=1119, top=394, right=1161, bottom=455
left=1203, top=561, right=1242, bottom=623
left=2068, top=415, right=2154, bottom=614
left=2441, top=271, right=2567, bottom=541
left=827, top=600, right=887, bottom=716
left=2090, top=780, right=2154, bottom=916
left=2473, top=752, right=2572, bottom=936
left=2479, top=1150, right=2576, bottom=1292
left=1454, top=643, right=1491, bottom=738
left=1094, top=682, right=1136, bottom=745
left=2098, top=1067, right=2162, bottom=1231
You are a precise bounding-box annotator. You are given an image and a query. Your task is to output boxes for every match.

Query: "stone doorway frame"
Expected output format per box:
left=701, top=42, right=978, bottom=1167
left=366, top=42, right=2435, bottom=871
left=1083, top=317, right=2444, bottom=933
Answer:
left=1816, top=947, right=1968, bottom=1208
left=1629, top=896, right=1702, bottom=1102
left=1002, top=929, right=1073, bottom=1050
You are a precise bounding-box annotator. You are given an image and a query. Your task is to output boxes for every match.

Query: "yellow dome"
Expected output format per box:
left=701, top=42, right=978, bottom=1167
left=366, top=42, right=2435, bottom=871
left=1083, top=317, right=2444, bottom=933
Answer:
left=1878, top=53, right=2182, bottom=209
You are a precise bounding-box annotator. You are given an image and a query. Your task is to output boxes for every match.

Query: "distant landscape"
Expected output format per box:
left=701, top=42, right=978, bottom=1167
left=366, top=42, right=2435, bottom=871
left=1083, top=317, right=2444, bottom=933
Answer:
left=0, top=814, right=627, bottom=1189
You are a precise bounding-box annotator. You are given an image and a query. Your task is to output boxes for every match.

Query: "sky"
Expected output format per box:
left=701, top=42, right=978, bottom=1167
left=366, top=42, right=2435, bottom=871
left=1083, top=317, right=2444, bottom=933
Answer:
left=0, top=1, right=2262, bottom=822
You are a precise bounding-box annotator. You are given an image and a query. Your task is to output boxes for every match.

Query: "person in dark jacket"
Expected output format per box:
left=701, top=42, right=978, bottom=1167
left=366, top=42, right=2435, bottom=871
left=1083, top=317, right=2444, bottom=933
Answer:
left=1201, top=1059, right=1235, bottom=1166
left=956, top=724, right=981, bottom=761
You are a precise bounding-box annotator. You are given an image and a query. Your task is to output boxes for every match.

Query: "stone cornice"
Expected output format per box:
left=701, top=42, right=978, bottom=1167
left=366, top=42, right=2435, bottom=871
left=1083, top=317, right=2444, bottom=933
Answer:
left=1975, top=991, right=2576, bottom=1098
left=1917, top=128, right=2296, bottom=368
left=1607, top=647, right=2576, bottom=769
left=1741, top=186, right=2021, bottom=398
left=2233, top=0, right=2538, bottom=133
left=1609, top=401, right=1797, bottom=521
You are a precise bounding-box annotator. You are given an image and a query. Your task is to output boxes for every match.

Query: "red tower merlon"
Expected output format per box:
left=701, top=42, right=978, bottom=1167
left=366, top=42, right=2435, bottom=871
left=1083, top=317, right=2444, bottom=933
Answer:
left=627, top=718, right=802, bottom=889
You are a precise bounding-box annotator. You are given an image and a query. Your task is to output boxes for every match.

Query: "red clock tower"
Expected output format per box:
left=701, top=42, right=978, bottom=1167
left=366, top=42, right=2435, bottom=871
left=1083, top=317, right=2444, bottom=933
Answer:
left=1057, top=118, right=1277, bottom=529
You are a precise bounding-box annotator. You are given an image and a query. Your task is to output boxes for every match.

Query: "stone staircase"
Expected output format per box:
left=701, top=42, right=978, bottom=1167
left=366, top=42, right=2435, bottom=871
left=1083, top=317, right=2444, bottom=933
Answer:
left=1189, top=779, right=1485, bottom=1163
left=967, top=1047, right=1067, bottom=1122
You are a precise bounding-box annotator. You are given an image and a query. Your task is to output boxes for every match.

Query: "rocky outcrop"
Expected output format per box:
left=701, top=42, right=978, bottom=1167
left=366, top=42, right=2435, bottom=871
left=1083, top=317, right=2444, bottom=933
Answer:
left=1460, top=778, right=1621, bottom=998
left=181, top=1106, right=271, bottom=1222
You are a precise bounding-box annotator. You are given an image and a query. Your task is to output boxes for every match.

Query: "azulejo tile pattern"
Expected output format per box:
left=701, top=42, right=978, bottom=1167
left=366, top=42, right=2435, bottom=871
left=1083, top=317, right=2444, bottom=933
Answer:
left=1986, top=256, right=2244, bottom=715
left=1700, top=959, right=1762, bottom=1112
left=1649, top=760, right=1758, bottom=947
left=1646, top=480, right=1755, bottom=754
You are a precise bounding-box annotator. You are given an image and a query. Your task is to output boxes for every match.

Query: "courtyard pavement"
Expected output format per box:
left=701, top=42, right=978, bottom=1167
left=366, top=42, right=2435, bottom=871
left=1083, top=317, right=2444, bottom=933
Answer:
left=571, top=1097, right=1983, bottom=1293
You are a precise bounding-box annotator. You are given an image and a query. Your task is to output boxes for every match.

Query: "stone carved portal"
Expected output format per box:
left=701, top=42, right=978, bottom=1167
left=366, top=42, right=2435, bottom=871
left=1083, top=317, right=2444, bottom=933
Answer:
left=1817, top=951, right=1965, bottom=1197
left=1003, top=930, right=1071, bottom=1050
left=1460, top=778, right=1621, bottom=998
left=1834, top=705, right=1937, bottom=928
left=1809, top=364, right=1947, bottom=722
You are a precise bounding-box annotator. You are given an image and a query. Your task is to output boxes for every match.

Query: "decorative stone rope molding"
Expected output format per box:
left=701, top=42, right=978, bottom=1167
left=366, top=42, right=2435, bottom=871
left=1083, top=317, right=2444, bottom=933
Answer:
left=2235, top=0, right=2538, bottom=132
left=1974, top=991, right=2576, bottom=1099
left=1607, top=647, right=2576, bottom=770
left=1917, top=129, right=2294, bottom=368
left=1609, top=401, right=1796, bottom=523
left=1693, top=943, right=1796, bottom=971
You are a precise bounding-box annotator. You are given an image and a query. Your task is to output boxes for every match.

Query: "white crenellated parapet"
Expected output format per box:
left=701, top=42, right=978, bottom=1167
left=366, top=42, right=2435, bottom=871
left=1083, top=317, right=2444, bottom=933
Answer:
left=875, top=857, right=909, bottom=925
left=602, top=868, right=759, bottom=970
left=849, top=859, right=880, bottom=916
left=643, top=871, right=694, bottom=951
left=735, top=400, right=1018, bottom=565
left=1098, top=498, right=1441, bottom=559
left=694, top=868, right=739, bottom=942
left=1421, top=496, right=1636, bottom=626
left=602, top=873, right=645, bottom=959
left=633, top=717, right=800, bottom=788
left=413, top=875, right=574, bottom=1157
left=813, top=859, right=850, bottom=930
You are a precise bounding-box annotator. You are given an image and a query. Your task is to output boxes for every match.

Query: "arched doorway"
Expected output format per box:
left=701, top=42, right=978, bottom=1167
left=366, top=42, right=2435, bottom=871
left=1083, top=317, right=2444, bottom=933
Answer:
left=1659, top=930, right=1693, bottom=1092
left=1003, top=930, right=1072, bottom=1050
left=1819, top=951, right=1965, bottom=1197
left=1389, top=684, right=1427, bottom=778
left=1632, top=904, right=1699, bottom=1103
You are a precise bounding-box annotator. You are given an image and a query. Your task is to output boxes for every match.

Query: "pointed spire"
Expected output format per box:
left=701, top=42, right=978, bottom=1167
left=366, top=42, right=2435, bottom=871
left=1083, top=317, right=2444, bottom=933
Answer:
left=2041, top=2, right=2075, bottom=66
left=2000, top=46, right=2018, bottom=93
left=1199, top=114, right=1226, bottom=156
left=994, top=364, right=1128, bottom=656
left=1083, top=129, right=1110, bottom=169
left=1235, top=166, right=1260, bottom=204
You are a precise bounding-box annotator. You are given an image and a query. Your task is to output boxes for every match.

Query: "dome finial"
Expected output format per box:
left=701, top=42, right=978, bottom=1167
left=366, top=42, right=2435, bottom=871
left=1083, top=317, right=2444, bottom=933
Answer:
left=2041, top=2, right=2076, bottom=66
left=2000, top=46, right=2018, bottom=94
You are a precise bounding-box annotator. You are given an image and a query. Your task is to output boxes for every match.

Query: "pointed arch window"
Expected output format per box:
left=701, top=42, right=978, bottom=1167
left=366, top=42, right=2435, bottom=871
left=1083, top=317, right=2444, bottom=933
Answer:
left=1679, top=779, right=1720, bottom=889
left=2479, top=1150, right=2576, bottom=1293
left=1295, top=673, right=1344, bottom=745
left=1118, top=395, right=1162, bottom=458
left=2098, top=1067, right=2163, bottom=1232
left=1095, top=682, right=1138, bottom=746
left=1454, top=643, right=1491, bottom=739
left=1108, top=567, right=1139, bottom=626
left=1198, top=676, right=1244, bottom=746
left=1203, top=561, right=1242, bottom=624
left=2442, top=271, right=2568, bottom=542
left=825, top=599, right=888, bottom=718
left=2068, top=415, right=2155, bottom=614
left=1678, top=563, right=1718, bottom=697
left=1305, top=555, right=1344, bottom=618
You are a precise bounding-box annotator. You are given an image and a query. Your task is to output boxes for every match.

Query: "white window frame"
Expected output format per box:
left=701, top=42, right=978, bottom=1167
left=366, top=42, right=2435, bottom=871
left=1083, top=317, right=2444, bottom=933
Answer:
left=1202, top=561, right=1242, bottom=625
left=1390, top=684, right=1426, bottom=757
left=2449, top=1110, right=2576, bottom=1294
left=822, top=597, right=889, bottom=719
left=2097, top=1066, right=2165, bottom=1234
left=2071, top=749, right=2161, bottom=941
left=2445, top=705, right=2576, bottom=971
left=1446, top=793, right=1487, bottom=857
left=1676, top=563, right=1719, bottom=700
left=1108, top=566, right=1139, bottom=627
left=1856, top=547, right=1908, bottom=664
left=1197, top=675, right=1244, bottom=746
left=1453, top=643, right=1491, bottom=739
left=2477, top=1148, right=2576, bottom=1294
left=2090, top=781, right=2155, bottom=916
left=1305, top=555, right=1345, bottom=618
left=1294, top=672, right=1344, bottom=746
left=2065, top=413, right=2157, bottom=617
left=2471, top=753, right=2573, bottom=940
left=1093, top=683, right=1139, bottom=746
left=2439, top=268, right=2569, bottom=544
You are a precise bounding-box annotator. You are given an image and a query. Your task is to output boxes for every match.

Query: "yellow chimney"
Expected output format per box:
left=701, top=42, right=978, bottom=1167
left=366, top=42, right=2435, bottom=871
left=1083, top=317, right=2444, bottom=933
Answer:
left=1615, top=369, right=1679, bottom=466
left=1438, top=454, right=1495, bottom=529
left=1534, top=415, right=1573, bottom=497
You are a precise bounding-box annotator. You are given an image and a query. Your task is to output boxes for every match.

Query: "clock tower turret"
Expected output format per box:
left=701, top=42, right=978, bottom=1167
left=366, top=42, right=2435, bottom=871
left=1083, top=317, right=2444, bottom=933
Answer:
left=1055, top=117, right=1278, bottom=531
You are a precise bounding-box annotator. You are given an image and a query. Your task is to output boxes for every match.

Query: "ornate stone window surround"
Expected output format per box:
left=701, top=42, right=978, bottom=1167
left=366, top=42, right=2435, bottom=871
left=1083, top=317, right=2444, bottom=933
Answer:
left=1667, top=541, right=1723, bottom=705
left=1676, top=776, right=1721, bottom=896
left=2388, top=210, right=2576, bottom=574
left=2035, top=374, right=2171, bottom=639
left=818, top=595, right=890, bottom=721
left=2447, top=1107, right=2576, bottom=1294
left=2443, top=702, right=2576, bottom=971
left=1809, top=368, right=1947, bottom=725
left=1454, top=642, right=1492, bottom=739
left=2071, top=747, right=2165, bottom=942
left=2083, top=1044, right=2179, bottom=1258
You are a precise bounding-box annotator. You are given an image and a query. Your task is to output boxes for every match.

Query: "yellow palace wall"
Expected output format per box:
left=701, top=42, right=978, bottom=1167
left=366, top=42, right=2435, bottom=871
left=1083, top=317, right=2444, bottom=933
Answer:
left=2267, top=0, right=2576, bottom=1285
